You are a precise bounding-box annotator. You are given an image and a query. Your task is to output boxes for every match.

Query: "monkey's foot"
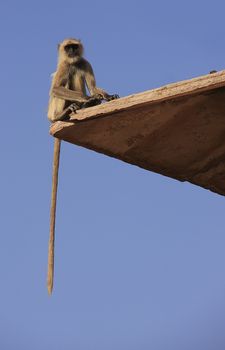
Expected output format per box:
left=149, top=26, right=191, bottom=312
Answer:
left=68, top=102, right=80, bottom=114
left=52, top=105, right=78, bottom=121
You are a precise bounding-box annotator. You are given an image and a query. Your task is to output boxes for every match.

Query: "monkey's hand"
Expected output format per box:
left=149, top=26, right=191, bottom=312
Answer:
left=91, top=92, right=120, bottom=102
left=91, top=93, right=105, bottom=101
left=82, top=96, right=102, bottom=108
left=105, top=94, right=119, bottom=101
left=88, top=95, right=103, bottom=102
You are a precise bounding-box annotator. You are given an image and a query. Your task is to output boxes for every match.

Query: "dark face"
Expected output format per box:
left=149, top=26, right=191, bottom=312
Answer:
left=64, top=43, right=80, bottom=57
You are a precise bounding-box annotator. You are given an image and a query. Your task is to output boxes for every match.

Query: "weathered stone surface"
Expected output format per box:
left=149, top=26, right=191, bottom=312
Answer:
left=50, top=70, right=225, bottom=196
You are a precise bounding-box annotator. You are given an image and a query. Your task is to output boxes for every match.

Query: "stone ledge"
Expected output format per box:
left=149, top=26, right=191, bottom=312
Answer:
left=50, top=70, right=225, bottom=196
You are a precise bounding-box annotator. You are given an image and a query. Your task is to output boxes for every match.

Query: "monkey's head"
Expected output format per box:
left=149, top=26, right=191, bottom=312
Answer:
left=58, top=38, right=84, bottom=64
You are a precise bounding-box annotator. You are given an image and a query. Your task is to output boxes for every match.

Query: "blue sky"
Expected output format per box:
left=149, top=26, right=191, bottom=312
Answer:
left=1, top=0, right=225, bottom=349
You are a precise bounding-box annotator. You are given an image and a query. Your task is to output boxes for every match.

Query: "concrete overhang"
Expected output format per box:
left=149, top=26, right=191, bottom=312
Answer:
left=50, top=70, right=225, bottom=196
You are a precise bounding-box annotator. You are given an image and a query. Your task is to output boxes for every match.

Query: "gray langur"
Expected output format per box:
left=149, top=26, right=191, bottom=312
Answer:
left=47, top=38, right=118, bottom=294
left=48, top=38, right=119, bottom=121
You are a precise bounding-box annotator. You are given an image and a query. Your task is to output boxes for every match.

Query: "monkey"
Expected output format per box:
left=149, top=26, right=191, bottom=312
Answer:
left=47, top=39, right=119, bottom=293
left=48, top=38, right=119, bottom=122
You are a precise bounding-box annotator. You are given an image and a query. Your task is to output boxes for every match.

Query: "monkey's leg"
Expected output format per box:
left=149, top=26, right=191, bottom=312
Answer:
left=53, top=98, right=101, bottom=121
left=47, top=137, right=61, bottom=294
left=52, top=103, right=82, bottom=121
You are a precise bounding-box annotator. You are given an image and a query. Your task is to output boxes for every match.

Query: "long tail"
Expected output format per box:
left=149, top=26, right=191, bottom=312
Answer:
left=47, top=138, right=61, bottom=295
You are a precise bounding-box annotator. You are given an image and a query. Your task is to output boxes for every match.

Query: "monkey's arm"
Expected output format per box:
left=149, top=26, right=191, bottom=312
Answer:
left=51, top=62, right=92, bottom=103
left=49, top=87, right=101, bottom=122
left=52, top=86, right=90, bottom=102
left=83, top=60, right=119, bottom=101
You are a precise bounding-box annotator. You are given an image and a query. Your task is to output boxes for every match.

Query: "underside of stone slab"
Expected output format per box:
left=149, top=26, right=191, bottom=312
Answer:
left=50, top=70, right=225, bottom=196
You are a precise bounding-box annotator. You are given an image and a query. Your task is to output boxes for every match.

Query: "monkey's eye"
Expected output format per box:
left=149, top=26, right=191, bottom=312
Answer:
left=65, top=44, right=79, bottom=51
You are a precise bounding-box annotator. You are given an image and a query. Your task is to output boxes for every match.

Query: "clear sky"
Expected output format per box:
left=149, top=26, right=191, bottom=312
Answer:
left=1, top=0, right=225, bottom=349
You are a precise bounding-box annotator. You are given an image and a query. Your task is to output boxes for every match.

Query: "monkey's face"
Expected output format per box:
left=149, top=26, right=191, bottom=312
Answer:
left=58, top=38, right=84, bottom=64
left=64, top=43, right=81, bottom=58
